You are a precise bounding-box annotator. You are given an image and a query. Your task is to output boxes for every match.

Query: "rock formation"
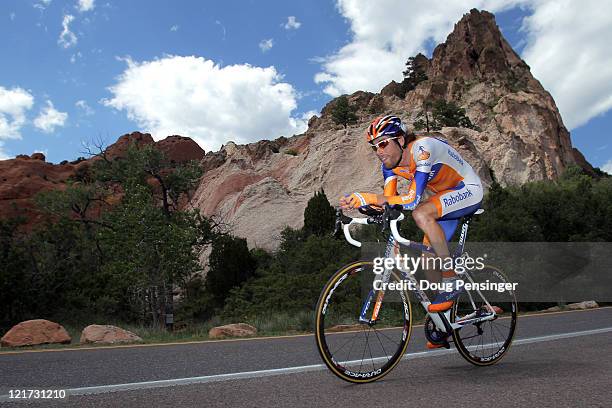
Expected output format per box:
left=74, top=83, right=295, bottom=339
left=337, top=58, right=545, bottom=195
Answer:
left=0, top=132, right=205, bottom=230
left=190, top=9, right=592, bottom=250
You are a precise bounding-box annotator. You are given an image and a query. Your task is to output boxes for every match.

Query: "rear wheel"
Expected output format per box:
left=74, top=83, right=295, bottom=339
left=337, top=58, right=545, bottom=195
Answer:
left=451, top=265, right=517, bottom=365
left=315, top=261, right=412, bottom=383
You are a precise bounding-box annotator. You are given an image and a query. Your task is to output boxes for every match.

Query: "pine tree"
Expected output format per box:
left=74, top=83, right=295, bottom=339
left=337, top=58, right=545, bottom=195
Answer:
left=303, top=189, right=336, bottom=236
left=331, top=95, right=358, bottom=128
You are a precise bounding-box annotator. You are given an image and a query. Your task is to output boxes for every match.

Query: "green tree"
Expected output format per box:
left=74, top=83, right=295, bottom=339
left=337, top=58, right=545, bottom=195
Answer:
left=303, top=189, right=336, bottom=237
left=29, top=143, right=217, bottom=327
left=413, top=100, right=478, bottom=131
left=400, top=54, right=429, bottom=96
left=331, top=95, right=358, bottom=128
left=205, top=235, right=257, bottom=309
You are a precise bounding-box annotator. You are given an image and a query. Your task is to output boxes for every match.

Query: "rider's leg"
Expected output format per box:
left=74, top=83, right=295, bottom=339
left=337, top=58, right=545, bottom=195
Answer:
left=412, top=201, right=450, bottom=264
left=414, top=204, right=463, bottom=313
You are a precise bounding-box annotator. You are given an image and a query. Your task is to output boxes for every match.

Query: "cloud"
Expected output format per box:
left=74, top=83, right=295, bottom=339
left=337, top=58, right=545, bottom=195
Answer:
left=602, top=159, right=612, bottom=175
left=215, top=20, right=226, bottom=40
left=10, top=12, right=16, bottom=20
left=75, top=99, right=94, bottom=115
left=34, top=101, right=68, bottom=133
left=33, top=0, right=52, bottom=11
left=77, top=0, right=95, bottom=12
left=70, top=51, right=82, bottom=63
left=520, top=0, right=612, bottom=129
left=58, top=14, right=77, bottom=48
left=283, top=16, right=301, bottom=30
left=0, top=85, right=34, bottom=139
left=170, top=25, right=179, bottom=32
left=259, top=38, right=274, bottom=52
left=102, top=55, right=310, bottom=152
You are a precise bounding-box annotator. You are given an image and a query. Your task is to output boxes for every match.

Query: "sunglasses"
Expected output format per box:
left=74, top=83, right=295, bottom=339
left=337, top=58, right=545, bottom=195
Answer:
left=370, top=136, right=398, bottom=152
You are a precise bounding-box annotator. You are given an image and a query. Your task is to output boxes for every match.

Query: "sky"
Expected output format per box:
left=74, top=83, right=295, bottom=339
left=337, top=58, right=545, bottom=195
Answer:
left=1, top=0, right=611, bottom=173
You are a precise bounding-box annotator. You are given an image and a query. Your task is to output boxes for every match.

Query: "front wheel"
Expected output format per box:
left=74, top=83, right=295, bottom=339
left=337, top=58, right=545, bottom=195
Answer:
left=451, top=265, right=517, bottom=366
left=315, top=261, right=413, bottom=383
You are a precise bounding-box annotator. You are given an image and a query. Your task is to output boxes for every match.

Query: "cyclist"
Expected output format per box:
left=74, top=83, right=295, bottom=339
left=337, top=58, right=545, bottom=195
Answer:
left=339, top=115, right=483, bottom=347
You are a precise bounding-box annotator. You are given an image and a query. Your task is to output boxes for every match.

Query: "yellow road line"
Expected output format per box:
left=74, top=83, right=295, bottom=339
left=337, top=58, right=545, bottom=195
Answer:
left=1, top=306, right=609, bottom=356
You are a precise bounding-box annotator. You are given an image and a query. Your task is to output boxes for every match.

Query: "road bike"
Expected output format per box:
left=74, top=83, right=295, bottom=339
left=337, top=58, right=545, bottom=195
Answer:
left=314, top=204, right=517, bottom=383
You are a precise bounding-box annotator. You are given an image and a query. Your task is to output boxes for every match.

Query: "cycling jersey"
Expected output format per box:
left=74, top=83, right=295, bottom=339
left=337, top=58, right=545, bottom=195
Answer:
left=382, top=135, right=483, bottom=243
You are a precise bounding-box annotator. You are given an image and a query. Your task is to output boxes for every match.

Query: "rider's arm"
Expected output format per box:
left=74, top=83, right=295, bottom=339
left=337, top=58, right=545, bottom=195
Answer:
left=385, top=171, right=428, bottom=210
left=384, top=139, right=432, bottom=210
left=382, top=163, right=398, bottom=197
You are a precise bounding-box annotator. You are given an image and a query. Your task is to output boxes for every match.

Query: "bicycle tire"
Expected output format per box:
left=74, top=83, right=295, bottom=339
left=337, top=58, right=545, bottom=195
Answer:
left=315, top=261, right=413, bottom=383
left=451, top=265, right=517, bottom=366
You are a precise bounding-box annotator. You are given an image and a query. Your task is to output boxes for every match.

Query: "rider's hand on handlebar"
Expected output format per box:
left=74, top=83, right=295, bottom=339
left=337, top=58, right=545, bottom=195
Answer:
left=339, top=192, right=385, bottom=210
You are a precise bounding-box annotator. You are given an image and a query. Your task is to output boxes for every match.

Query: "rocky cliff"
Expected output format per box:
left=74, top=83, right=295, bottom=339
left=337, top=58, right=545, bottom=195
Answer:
left=189, top=9, right=593, bottom=250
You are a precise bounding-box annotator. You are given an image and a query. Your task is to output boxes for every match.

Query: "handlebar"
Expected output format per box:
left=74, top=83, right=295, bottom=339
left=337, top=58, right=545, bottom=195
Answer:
left=333, top=204, right=414, bottom=248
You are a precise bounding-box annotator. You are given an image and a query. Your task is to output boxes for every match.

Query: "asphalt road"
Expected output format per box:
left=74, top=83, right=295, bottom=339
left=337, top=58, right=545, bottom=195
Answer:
left=1, top=307, right=611, bottom=407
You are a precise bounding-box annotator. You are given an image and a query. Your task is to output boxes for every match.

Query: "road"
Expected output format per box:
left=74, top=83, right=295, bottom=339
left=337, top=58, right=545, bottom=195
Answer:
left=1, top=307, right=611, bottom=407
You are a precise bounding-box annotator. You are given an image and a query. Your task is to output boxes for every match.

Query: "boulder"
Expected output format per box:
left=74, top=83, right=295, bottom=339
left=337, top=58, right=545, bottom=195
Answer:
left=544, top=306, right=562, bottom=312
left=566, top=301, right=599, bottom=310
left=208, top=323, right=257, bottom=339
left=1, top=319, right=71, bottom=347
left=80, top=324, right=143, bottom=345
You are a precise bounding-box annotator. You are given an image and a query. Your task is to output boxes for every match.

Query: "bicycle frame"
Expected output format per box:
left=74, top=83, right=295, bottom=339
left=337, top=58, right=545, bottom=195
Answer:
left=347, top=211, right=497, bottom=333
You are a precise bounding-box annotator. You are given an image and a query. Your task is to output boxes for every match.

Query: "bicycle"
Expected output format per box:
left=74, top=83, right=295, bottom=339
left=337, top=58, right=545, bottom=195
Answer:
left=314, top=204, right=517, bottom=383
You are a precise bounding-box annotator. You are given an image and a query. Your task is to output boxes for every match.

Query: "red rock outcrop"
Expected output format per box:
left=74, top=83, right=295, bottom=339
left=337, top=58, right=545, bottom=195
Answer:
left=1, top=319, right=71, bottom=347
left=0, top=132, right=205, bottom=229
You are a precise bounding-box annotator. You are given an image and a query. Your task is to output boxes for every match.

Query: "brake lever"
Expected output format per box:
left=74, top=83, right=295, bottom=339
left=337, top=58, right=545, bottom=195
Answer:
left=382, top=203, right=403, bottom=233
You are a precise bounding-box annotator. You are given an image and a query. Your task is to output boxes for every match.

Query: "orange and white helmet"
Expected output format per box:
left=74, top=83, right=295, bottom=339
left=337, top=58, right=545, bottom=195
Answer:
left=365, top=115, right=407, bottom=144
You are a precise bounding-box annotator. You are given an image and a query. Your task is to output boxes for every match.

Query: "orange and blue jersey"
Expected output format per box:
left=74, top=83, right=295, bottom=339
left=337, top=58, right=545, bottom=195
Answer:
left=382, top=135, right=483, bottom=243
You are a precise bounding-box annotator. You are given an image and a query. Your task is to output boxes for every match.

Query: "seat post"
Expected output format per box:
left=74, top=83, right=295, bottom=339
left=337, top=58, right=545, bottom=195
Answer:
left=453, top=217, right=471, bottom=258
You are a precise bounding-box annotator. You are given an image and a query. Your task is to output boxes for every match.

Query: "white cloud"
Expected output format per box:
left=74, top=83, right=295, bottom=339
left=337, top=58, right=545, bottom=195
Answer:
left=34, top=101, right=68, bottom=133
left=58, top=14, right=77, bottom=48
left=33, top=0, right=52, bottom=11
left=170, top=25, right=179, bottom=32
left=316, top=0, right=612, bottom=130
left=602, top=159, right=612, bottom=175
left=259, top=38, right=274, bottom=52
left=215, top=20, right=226, bottom=40
left=520, top=0, right=612, bottom=129
left=75, top=99, right=94, bottom=115
left=70, top=51, right=82, bottom=63
left=10, top=12, right=16, bottom=20
left=102, top=55, right=310, bottom=152
left=284, top=16, right=301, bottom=30
left=0, top=86, right=34, bottom=139
left=77, top=0, right=95, bottom=12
